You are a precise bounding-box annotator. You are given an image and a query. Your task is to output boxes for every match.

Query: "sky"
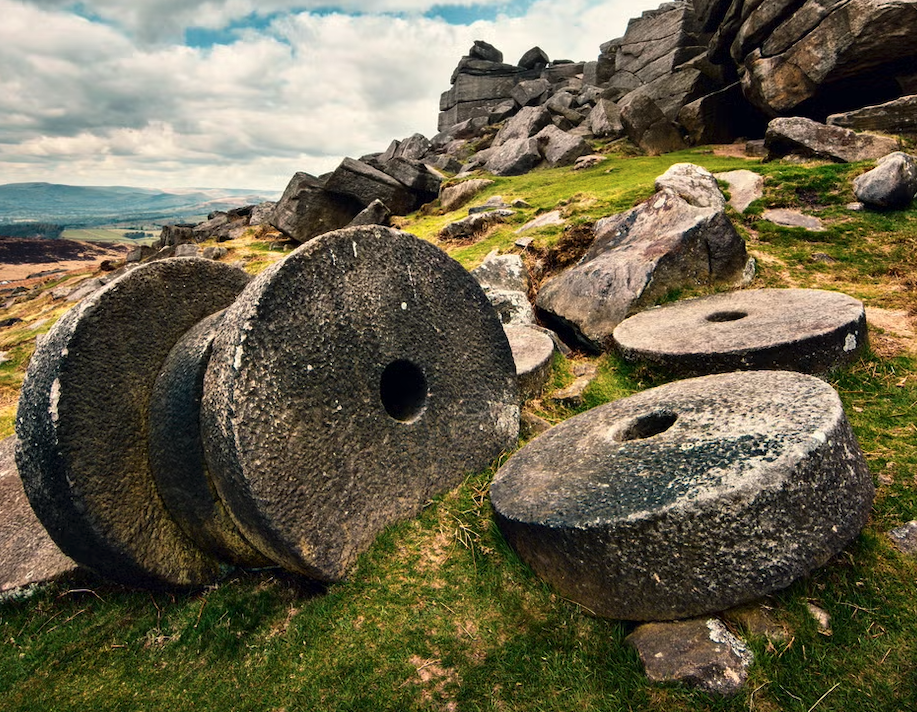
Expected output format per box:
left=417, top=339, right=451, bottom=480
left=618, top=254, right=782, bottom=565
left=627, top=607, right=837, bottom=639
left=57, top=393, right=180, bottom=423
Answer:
left=0, top=0, right=662, bottom=192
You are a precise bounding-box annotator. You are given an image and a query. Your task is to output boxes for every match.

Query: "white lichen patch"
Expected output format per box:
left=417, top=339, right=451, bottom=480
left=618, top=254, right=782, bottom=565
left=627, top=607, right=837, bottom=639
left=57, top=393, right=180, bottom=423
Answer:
left=49, top=378, right=61, bottom=425
left=844, top=333, right=858, bottom=352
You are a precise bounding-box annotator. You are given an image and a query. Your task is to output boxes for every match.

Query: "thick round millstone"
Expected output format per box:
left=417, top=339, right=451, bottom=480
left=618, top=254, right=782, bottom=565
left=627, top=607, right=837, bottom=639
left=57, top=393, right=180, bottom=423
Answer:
left=612, top=288, right=867, bottom=376
left=490, top=371, right=874, bottom=621
left=202, top=225, right=520, bottom=581
left=148, top=311, right=269, bottom=568
left=15, top=258, right=251, bottom=588
left=504, top=325, right=554, bottom=400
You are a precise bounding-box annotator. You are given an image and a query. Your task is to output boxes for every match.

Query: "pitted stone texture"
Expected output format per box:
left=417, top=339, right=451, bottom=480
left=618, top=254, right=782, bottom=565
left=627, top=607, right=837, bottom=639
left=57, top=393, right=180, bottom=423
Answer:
left=202, top=226, right=519, bottom=582
left=491, top=371, right=874, bottom=621
left=613, top=288, right=867, bottom=376
left=15, top=259, right=251, bottom=588
left=504, top=325, right=554, bottom=400
left=148, top=312, right=268, bottom=568
left=0, top=436, right=77, bottom=593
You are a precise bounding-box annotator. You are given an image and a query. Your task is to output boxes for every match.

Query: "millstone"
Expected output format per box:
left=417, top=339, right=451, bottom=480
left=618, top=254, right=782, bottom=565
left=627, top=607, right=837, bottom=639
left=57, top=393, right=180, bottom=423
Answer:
left=612, top=288, right=866, bottom=376
left=504, top=325, right=554, bottom=399
left=148, top=311, right=269, bottom=568
left=15, top=258, right=251, bottom=588
left=490, top=370, right=873, bottom=621
left=202, top=225, right=519, bottom=581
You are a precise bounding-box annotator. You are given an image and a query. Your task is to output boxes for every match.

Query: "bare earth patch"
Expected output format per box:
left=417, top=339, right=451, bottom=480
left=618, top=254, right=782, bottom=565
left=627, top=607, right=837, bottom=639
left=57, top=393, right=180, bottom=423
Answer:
left=866, top=307, right=917, bottom=357
left=0, top=238, right=129, bottom=283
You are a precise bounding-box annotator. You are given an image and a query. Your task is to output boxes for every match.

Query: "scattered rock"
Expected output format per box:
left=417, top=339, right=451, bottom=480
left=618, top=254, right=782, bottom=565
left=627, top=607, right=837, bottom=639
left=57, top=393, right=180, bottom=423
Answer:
left=612, top=288, right=868, bottom=376
left=724, top=603, right=790, bottom=642
left=484, top=138, right=543, bottom=177
left=806, top=603, right=833, bottom=636
left=853, top=152, right=917, bottom=209
left=65, top=278, right=105, bottom=303
left=440, top=179, right=495, bottom=212
left=828, top=95, right=917, bottom=134
left=520, top=411, right=553, bottom=439
left=270, top=172, right=362, bottom=244
left=655, top=163, right=726, bottom=210
left=762, top=208, right=825, bottom=232
left=175, top=244, right=200, bottom=257
left=493, top=106, right=552, bottom=148
left=439, top=209, right=514, bottom=241
left=202, top=246, right=228, bottom=260
left=714, top=170, right=764, bottom=213
left=469, top=196, right=510, bottom=214
left=573, top=155, right=607, bottom=171
left=518, top=46, right=550, bottom=71
left=516, top=210, right=565, bottom=234
left=888, top=521, right=917, bottom=555
left=471, top=251, right=530, bottom=293
left=765, top=117, right=899, bottom=163
left=202, top=226, right=519, bottom=581
left=547, top=362, right=598, bottom=408
left=348, top=199, right=392, bottom=227
left=535, top=125, right=590, bottom=167
left=627, top=618, right=754, bottom=696
left=491, top=370, right=874, bottom=621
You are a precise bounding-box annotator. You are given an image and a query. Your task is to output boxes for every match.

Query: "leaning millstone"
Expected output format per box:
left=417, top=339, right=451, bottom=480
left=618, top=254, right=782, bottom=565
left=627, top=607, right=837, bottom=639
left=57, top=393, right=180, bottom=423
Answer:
left=15, top=258, right=251, bottom=588
left=853, top=152, right=917, bottom=210
left=148, top=312, right=269, bottom=568
left=0, top=436, right=77, bottom=593
left=612, top=288, right=867, bottom=376
left=627, top=618, right=754, bottom=696
left=491, top=370, right=874, bottom=620
left=504, top=325, right=554, bottom=400
left=201, top=226, right=519, bottom=581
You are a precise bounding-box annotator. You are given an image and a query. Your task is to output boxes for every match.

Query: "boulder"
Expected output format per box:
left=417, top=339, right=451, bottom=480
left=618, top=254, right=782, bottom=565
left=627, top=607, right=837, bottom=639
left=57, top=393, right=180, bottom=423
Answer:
left=587, top=100, right=624, bottom=138
left=490, top=370, right=874, bottom=620
left=270, top=172, right=362, bottom=244
left=535, top=125, right=591, bottom=168
left=201, top=226, right=519, bottom=581
left=612, top=288, right=868, bottom=376
left=158, top=223, right=196, bottom=248
left=439, top=209, right=514, bottom=241
left=535, top=188, right=747, bottom=352
left=761, top=208, right=825, bottom=231
left=853, top=152, right=917, bottom=209
left=324, top=157, right=418, bottom=215
left=249, top=201, right=276, bottom=226
left=175, top=244, right=200, bottom=258
left=512, top=78, right=550, bottom=107
left=765, top=117, right=899, bottom=163
left=440, top=179, right=495, bottom=212
left=619, top=91, right=688, bottom=155
left=484, top=138, right=543, bottom=177
left=395, top=133, right=432, bottom=162
left=628, top=619, right=754, bottom=696
left=347, top=199, right=392, bottom=227
left=486, top=290, right=537, bottom=326
left=654, top=162, right=726, bottom=210
left=714, top=169, right=764, bottom=213
left=470, top=40, right=503, bottom=63
left=16, top=259, right=251, bottom=588
left=518, top=47, right=550, bottom=71
left=494, top=106, right=553, bottom=147
left=828, top=95, right=917, bottom=134
left=380, top=158, right=442, bottom=202
left=504, top=325, right=555, bottom=400
left=471, top=251, right=530, bottom=293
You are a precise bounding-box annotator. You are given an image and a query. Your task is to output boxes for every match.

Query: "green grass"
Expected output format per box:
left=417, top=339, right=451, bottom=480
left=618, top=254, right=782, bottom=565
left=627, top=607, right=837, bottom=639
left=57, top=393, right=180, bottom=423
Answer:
left=61, top=228, right=157, bottom=245
left=3, top=148, right=917, bottom=711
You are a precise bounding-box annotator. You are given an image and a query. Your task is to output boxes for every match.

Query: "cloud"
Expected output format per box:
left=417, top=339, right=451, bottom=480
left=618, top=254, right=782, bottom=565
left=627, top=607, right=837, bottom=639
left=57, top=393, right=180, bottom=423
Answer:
left=0, top=0, right=660, bottom=189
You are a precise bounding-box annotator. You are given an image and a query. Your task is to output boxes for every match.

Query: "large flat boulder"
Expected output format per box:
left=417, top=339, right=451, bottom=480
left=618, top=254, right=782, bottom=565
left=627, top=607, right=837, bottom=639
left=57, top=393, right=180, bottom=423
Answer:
left=491, top=370, right=874, bottom=620
left=536, top=185, right=747, bottom=352
left=270, top=172, right=363, bottom=244
left=765, top=117, right=899, bottom=163
left=324, top=158, right=418, bottom=215
left=828, top=95, right=917, bottom=134
left=484, top=138, right=543, bottom=177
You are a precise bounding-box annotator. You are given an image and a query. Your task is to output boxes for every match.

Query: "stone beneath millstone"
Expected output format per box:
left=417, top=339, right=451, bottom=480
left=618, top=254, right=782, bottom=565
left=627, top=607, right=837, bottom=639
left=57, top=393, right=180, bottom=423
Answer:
left=202, top=225, right=520, bottom=582
left=504, top=325, right=554, bottom=400
left=15, top=258, right=251, bottom=589
left=148, top=311, right=269, bottom=568
left=612, top=288, right=867, bottom=376
left=490, top=370, right=874, bottom=621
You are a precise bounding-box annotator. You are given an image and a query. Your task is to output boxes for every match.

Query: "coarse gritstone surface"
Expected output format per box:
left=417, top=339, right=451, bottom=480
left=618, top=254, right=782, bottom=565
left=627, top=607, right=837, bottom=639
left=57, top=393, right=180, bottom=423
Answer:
left=612, top=288, right=867, bottom=376
left=15, top=258, right=251, bottom=588
left=491, top=371, right=873, bottom=621
left=202, top=225, right=519, bottom=582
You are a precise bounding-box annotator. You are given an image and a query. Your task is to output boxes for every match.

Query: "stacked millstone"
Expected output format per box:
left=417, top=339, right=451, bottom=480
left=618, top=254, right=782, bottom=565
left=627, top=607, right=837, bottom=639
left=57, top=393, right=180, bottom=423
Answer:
left=491, top=370, right=874, bottom=621
left=16, top=227, right=520, bottom=588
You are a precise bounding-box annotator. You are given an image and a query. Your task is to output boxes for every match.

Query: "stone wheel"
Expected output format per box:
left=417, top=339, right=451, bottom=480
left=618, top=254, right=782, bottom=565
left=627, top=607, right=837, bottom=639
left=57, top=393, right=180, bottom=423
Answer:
left=202, top=225, right=519, bottom=581
left=491, top=370, right=873, bottom=621
left=16, top=259, right=251, bottom=588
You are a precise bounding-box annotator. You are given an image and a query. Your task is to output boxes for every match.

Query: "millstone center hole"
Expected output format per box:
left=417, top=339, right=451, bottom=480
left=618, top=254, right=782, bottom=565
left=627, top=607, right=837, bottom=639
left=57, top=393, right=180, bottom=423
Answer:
left=616, top=410, right=678, bottom=442
left=380, top=360, right=428, bottom=423
left=706, top=310, right=748, bottom=323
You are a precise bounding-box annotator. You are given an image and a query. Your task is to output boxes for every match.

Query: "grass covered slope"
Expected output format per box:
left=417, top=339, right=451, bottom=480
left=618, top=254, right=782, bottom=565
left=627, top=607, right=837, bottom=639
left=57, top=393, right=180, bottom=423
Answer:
left=2, top=147, right=917, bottom=711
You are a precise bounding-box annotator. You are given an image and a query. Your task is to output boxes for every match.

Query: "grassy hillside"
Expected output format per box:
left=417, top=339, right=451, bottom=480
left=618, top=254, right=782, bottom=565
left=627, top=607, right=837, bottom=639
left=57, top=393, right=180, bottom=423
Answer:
left=1, top=146, right=916, bottom=711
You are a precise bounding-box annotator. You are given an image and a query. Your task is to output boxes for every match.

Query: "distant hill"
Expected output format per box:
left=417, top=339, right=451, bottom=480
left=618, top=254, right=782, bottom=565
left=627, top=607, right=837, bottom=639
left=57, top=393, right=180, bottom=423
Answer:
left=0, top=182, right=280, bottom=227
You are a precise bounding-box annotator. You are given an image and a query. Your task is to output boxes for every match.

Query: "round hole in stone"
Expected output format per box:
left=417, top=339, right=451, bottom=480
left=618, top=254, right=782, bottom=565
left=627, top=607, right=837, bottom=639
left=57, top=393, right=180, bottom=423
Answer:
left=615, top=410, right=678, bottom=442
left=706, top=310, right=749, bottom=323
left=380, top=360, right=428, bottom=423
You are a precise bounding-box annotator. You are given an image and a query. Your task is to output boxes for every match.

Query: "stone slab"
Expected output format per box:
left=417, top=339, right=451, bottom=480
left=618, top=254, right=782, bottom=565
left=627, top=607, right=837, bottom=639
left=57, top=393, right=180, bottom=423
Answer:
left=714, top=170, right=764, bottom=213
left=491, top=370, right=874, bottom=620
left=762, top=208, right=825, bottom=231
left=0, top=436, right=77, bottom=593
left=15, top=258, right=251, bottom=588
left=612, top=288, right=867, bottom=376
left=202, top=226, right=519, bottom=582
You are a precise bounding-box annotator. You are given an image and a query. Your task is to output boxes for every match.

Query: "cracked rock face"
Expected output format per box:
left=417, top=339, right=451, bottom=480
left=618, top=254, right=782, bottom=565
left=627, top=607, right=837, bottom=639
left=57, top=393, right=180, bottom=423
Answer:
left=202, top=226, right=519, bottom=582
left=612, top=288, right=867, bottom=376
left=491, top=370, right=873, bottom=621
left=15, top=258, right=251, bottom=588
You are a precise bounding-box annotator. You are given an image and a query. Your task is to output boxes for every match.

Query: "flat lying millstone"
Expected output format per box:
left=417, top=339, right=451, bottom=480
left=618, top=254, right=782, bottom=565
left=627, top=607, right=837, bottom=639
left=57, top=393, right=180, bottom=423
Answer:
left=202, top=225, right=519, bottom=582
left=490, top=371, right=873, bottom=621
left=16, top=258, right=251, bottom=588
left=504, top=325, right=554, bottom=400
left=612, top=288, right=867, bottom=376
left=148, top=311, right=269, bottom=568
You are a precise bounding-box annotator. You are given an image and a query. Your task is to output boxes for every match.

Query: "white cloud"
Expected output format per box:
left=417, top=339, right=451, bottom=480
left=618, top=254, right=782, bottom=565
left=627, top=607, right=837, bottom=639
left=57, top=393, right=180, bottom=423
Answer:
left=0, top=0, right=661, bottom=190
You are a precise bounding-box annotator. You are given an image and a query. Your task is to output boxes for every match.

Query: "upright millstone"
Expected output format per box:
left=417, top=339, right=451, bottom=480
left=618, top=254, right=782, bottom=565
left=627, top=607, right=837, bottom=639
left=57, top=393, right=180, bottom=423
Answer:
left=15, top=259, right=252, bottom=588
left=612, top=288, right=867, bottom=376
left=202, top=225, right=520, bottom=581
left=491, top=371, right=874, bottom=621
